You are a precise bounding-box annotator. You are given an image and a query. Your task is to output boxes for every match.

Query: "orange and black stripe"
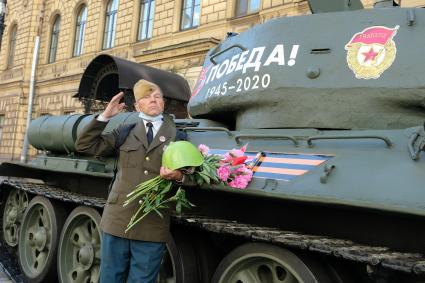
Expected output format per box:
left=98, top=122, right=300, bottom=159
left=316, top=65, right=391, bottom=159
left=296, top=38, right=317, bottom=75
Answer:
left=209, top=149, right=331, bottom=181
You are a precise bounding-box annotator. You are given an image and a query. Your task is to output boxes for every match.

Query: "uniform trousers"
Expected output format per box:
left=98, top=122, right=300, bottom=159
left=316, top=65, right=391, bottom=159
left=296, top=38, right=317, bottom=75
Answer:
left=100, top=232, right=166, bottom=283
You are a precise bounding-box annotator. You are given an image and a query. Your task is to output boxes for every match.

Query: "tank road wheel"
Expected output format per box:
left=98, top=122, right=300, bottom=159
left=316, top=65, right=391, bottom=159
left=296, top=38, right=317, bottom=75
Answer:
left=57, top=206, right=101, bottom=283
left=157, top=229, right=198, bottom=283
left=157, top=243, right=176, bottom=283
left=2, top=189, right=29, bottom=247
left=18, top=196, right=66, bottom=283
left=212, top=243, right=331, bottom=283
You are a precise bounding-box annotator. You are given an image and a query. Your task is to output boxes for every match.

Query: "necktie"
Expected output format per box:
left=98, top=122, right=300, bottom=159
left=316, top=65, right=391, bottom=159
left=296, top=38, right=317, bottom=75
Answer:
left=146, top=122, right=153, bottom=145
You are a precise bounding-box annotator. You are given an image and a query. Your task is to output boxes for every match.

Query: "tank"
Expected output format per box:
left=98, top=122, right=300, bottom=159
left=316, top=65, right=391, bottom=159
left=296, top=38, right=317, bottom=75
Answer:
left=1, top=1, right=425, bottom=282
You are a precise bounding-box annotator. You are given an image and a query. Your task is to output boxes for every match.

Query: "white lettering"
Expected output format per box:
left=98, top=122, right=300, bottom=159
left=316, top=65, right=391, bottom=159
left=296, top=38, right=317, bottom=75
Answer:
left=243, top=77, right=251, bottom=90
left=252, top=75, right=260, bottom=89
left=236, top=78, right=243, bottom=92
left=221, top=82, right=228, bottom=95
left=226, top=54, right=240, bottom=75
left=262, top=73, right=271, bottom=88
left=243, top=47, right=265, bottom=73
left=206, top=64, right=219, bottom=84
left=263, top=44, right=285, bottom=66
left=288, top=45, right=299, bottom=66
left=235, top=51, right=249, bottom=72
left=216, top=59, right=230, bottom=79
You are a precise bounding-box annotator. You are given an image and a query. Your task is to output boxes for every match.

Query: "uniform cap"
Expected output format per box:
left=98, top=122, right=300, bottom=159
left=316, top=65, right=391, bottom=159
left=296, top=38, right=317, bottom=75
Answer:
left=133, top=79, right=161, bottom=101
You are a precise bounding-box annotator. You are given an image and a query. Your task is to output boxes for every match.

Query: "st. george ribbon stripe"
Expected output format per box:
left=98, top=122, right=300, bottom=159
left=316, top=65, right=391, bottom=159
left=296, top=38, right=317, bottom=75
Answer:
left=208, top=149, right=332, bottom=181
left=253, top=172, right=297, bottom=181
left=260, top=157, right=324, bottom=166
left=253, top=166, right=308, bottom=176
left=259, top=162, right=316, bottom=170
left=209, top=149, right=257, bottom=156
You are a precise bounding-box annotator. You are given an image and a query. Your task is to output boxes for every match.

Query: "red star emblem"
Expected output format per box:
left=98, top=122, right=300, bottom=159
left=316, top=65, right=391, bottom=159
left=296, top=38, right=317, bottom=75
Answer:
left=362, top=47, right=379, bottom=63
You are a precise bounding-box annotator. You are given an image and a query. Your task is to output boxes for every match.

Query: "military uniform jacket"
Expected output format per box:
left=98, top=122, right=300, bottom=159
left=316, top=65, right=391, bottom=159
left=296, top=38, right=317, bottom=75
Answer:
left=75, top=114, right=177, bottom=242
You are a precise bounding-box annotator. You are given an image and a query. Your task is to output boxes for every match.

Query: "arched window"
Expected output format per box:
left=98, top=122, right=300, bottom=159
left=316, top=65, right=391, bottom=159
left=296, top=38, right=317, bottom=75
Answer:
left=73, top=5, right=87, bottom=57
left=103, top=0, right=118, bottom=49
left=7, top=25, right=17, bottom=68
left=138, top=0, right=155, bottom=40
left=180, top=0, right=200, bottom=30
left=49, top=16, right=61, bottom=63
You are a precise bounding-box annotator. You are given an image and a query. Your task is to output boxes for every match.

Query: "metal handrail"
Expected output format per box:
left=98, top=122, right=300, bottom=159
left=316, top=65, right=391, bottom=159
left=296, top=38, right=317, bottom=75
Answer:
left=210, top=44, right=247, bottom=65
left=235, top=134, right=298, bottom=146
left=183, top=127, right=233, bottom=137
left=408, top=130, right=425, bottom=161
left=408, top=132, right=420, bottom=161
left=307, top=135, right=392, bottom=147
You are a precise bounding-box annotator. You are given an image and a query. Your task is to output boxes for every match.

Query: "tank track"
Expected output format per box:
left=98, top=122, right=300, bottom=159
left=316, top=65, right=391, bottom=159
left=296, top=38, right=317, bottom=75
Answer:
left=173, top=215, right=425, bottom=276
left=1, top=179, right=425, bottom=282
left=0, top=179, right=106, bottom=283
left=2, top=179, right=106, bottom=208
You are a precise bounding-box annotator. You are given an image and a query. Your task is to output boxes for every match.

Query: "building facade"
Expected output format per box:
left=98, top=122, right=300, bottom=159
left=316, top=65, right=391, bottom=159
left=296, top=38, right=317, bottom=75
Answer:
left=0, top=0, right=422, bottom=160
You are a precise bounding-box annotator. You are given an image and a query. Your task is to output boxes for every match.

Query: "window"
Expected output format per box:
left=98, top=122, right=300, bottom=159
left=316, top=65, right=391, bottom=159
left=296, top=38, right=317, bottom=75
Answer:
left=235, top=0, right=260, bottom=17
left=73, top=5, right=87, bottom=57
left=180, top=0, right=200, bottom=30
left=103, top=0, right=119, bottom=49
left=0, top=115, right=5, bottom=142
left=138, top=0, right=155, bottom=40
left=49, top=16, right=61, bottom=63
left=7, top=25, right=17, bottom=68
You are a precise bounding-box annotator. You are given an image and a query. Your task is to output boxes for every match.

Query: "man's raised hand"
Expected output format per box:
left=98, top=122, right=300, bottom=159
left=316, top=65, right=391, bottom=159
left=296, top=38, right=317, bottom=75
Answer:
left=102, top=92, right=125, bottom=119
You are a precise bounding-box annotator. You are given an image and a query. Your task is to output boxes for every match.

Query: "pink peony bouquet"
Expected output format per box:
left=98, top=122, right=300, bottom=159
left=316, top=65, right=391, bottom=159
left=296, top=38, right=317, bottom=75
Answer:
left=192, top=144, right=253, bottom=189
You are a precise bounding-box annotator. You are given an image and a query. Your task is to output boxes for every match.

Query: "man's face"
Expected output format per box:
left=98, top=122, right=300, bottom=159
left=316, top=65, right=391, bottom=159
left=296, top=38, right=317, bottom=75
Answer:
left=134, top=89, right=165, bottom=116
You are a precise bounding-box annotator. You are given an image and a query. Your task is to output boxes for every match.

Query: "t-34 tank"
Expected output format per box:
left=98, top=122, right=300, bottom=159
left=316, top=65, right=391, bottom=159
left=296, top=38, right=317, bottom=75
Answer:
left=2, top=0, right=425, bottom=282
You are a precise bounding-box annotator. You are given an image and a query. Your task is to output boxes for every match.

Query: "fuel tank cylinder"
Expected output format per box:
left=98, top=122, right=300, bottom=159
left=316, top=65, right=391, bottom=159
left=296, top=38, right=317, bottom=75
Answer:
left=28, top=115, right=86, bottom=153
left=28, top=113, right=140, bottom=153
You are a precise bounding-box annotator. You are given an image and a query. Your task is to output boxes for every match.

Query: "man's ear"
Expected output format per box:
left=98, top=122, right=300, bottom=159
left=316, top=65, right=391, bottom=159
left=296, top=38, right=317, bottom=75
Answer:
left=134, top=103, right=139, bottom=112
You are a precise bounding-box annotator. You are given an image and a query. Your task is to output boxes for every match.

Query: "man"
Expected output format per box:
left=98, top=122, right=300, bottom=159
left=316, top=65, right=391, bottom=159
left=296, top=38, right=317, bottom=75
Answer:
left=75, top=79, right=184, bottom=283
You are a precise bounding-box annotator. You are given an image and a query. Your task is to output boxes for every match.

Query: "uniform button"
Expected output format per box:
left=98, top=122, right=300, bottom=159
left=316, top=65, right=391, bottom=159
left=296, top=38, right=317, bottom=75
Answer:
left=144, top=170, right=149, bottom=175
left=145, top=156, right=150, bottom=161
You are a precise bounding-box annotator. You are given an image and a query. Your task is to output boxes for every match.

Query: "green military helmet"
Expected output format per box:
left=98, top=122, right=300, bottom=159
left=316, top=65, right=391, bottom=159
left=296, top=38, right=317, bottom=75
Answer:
left=162, top=141, right=204, bottom=170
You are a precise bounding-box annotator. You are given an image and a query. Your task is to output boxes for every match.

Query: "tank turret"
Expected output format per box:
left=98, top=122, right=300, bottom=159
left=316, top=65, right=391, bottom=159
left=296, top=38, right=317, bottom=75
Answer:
left=189, top=6, right=425, bottom=130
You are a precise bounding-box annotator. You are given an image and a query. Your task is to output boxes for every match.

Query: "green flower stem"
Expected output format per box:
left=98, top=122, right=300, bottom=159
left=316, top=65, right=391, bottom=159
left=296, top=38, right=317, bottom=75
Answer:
left=125, top=195, right=176, bottom=233
left=126, top=176, right=163, bottom=198
left=124, top=177, right=168, bottom=206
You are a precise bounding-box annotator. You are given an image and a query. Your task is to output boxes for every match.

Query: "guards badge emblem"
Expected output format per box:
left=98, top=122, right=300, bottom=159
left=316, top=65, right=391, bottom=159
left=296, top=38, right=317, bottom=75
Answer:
left=345, top=25, right=399, bottom=79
